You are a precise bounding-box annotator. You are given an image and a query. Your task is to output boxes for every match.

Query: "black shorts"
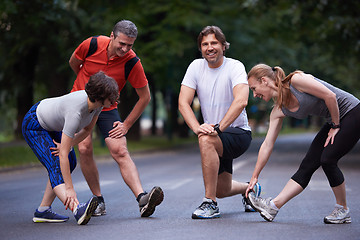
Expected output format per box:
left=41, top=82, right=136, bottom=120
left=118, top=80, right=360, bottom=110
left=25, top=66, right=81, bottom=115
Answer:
left=218, top=127, right=252, bottom=174
left=96, top=109, right=122, bottom=139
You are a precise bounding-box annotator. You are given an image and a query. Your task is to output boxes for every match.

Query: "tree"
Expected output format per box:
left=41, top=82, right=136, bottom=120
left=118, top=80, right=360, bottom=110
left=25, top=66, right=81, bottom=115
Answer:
left=0, top=0, right=86, bottom=138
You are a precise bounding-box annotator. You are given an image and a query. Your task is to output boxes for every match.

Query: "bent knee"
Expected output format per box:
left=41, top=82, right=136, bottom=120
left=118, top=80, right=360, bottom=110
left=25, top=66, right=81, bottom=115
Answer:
left=77, top=143, right=93, bottom=156
left=198, top=134, right=217, bottom=147
left=110, top=146, right=129, bottom=159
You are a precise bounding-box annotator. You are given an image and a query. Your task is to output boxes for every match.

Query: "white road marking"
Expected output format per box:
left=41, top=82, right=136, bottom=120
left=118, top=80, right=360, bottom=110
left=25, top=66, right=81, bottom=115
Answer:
left=74, top=180, right=117, bottom=192
left=233, top=159, right=253, bottom=171
left=309, top=180, right=351, bottom=192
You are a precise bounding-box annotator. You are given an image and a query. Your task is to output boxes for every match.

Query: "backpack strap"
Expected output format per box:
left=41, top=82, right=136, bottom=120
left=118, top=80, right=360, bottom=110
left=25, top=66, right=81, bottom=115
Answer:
left=85, top=36, right=139, bottom=81
left=124, top=56, right=139, bottom=80
left=85, top=36, right=99, bottom=58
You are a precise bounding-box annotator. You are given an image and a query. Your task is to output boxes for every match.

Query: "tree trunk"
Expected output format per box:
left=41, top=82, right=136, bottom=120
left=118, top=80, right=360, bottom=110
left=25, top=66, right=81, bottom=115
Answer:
left=15, top=46, right=39, bottom=139
left=148, top=75, right=157, bottom=135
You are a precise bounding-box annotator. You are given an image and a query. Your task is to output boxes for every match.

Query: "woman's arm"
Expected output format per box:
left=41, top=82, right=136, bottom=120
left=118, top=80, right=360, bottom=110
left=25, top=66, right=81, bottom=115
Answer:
left=291, top=73, right=340, bottom=146
left=246, top=107, right=285, bottom=196
left=58, top=133, right=78, bottom=211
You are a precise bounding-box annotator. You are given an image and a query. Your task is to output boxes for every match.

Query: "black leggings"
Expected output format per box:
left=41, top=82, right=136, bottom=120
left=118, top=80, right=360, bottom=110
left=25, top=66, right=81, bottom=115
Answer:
left=291, top=104, right=360, bottom=189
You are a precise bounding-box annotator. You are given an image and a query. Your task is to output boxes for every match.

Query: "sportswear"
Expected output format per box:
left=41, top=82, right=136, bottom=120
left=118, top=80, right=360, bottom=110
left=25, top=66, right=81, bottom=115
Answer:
left=74, top=196, right=98, bottom=225
left=138, top=186, right=164, bottom=217
left=71, top=35, right=148, bottom=111
left=36, top=90, right=102, bottom=138
left=247, top=192, right=278, bottom=222
left=281, top=77, right=360, bottom=122
left=324, top=204, right=351, bottom=224
left=181, top=57, right=250, bottom=131
left=33, top=207, right=69, bottom=223
left=192, top=198, right=220, bottom=219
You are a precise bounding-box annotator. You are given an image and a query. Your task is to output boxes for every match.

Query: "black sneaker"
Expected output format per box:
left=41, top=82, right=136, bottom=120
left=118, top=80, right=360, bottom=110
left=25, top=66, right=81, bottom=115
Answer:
left=93, top=196, right=106, bottom=216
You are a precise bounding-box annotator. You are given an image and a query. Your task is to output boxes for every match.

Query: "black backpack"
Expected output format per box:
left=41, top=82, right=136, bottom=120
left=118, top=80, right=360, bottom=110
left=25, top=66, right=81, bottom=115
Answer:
left=85, top=36, right=139, bottom=80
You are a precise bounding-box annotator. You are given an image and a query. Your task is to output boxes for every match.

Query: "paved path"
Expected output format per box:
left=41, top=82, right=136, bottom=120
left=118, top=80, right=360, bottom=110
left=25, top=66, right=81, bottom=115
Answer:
left=0, top=133, right=359, bottom=240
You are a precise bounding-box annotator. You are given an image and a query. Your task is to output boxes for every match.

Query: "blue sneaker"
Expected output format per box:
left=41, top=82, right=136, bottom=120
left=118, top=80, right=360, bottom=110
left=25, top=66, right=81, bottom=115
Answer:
left=242, top=182, right=261, bottom=212
left=253, top=182, right=261, bottom=197
left=74, top=197, right=98, bottom=225
left=33, top=207, right=69, bottom=223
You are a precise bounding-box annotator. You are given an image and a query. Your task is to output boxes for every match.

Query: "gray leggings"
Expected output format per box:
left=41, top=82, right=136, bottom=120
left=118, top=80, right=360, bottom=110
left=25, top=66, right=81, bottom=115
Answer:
left=291, top=104, right=360, bottom=189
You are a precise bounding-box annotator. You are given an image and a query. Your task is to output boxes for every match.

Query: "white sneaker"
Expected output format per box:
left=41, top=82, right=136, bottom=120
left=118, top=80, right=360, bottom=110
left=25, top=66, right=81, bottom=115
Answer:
left=192, top=198, right=220, bottom=219
left=324, top=204, right=351, bottom=224
left=247, top=192, right=278, bottom=222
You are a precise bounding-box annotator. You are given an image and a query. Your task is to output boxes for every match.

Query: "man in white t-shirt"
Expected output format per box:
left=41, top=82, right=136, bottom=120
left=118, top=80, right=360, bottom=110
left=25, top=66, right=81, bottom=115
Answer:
left=179, top=26, right=260, bottom=219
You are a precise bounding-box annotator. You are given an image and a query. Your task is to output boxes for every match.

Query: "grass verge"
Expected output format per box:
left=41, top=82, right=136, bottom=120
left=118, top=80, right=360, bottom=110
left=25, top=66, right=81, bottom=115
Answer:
left=0, top=135, right=198, bottom=169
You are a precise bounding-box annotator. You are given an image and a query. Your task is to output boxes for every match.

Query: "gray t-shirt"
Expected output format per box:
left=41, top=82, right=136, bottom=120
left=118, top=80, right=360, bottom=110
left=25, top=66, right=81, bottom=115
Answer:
left=281, top=77, right=360, bottom=122
left=36, top=90, right=102, bottom=138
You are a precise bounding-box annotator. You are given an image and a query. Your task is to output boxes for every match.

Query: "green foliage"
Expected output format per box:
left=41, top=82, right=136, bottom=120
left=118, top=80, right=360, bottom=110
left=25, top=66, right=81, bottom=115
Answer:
left=0, top=136, right=198, bottom=169
left=0, top=0, right=359, bottom=139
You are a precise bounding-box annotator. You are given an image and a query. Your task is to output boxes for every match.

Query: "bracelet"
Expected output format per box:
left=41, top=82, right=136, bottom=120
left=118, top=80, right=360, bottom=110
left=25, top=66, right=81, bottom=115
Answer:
left=330, top=122, right=340, bottom=129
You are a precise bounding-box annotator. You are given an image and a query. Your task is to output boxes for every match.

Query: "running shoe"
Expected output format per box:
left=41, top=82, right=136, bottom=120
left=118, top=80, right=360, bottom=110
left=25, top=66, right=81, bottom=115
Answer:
left=247, top=192, right=278, bottom=222
left=242, top=196, right=255, bottom=212
left=93, top=197, right=106, bottom=216
left=139, top=186, right=164, bottom=217
left=33, top=207, right=69, bottom=223
left=324, top=204, right=351, bottom=224
left=74, top=196, right=98, bottom=225
left=192, top=198, right=220, bottom=219
left=242, top=182, right=262, bottom=212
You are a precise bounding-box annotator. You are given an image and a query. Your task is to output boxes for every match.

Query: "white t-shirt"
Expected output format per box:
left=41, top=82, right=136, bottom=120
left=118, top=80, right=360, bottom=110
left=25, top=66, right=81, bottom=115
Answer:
left=36, top=90, right=102, bottom=138
left=181, top=57, right=251, bottom=131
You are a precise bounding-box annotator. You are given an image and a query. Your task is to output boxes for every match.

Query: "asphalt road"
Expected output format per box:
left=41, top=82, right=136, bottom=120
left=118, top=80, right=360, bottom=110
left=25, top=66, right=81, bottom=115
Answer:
left=1, top=133, right=360, bottom=240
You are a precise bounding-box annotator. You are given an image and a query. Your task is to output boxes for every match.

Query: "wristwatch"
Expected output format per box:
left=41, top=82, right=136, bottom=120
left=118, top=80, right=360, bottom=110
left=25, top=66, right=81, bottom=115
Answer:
left=214, top=124, right=222, bottom=135
left=330, top=122, right=341, bottom=129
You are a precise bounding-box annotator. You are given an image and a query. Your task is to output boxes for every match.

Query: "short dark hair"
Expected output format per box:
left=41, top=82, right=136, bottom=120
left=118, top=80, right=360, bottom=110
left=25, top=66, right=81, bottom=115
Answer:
left=197, top=26, right=230, bottom=55
left=85, top=71, right=119, bottom=105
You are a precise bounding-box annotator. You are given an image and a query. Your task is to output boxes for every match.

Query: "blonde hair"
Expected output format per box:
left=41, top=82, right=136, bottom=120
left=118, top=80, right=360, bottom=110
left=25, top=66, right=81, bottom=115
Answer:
left=248, top=63, right=303, bottom=108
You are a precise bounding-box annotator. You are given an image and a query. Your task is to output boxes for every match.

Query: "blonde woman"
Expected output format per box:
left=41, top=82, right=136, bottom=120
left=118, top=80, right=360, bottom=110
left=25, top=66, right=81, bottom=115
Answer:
left=246, top=63, right=360, bottom=224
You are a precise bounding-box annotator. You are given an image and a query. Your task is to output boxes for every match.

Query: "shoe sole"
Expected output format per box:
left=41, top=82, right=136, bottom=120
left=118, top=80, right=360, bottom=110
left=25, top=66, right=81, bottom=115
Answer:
left=247, top=195, right=274, bottom=222
left=191, top=213, right=220, bottom=219
left=33, top=217, right=69, bottom=223
left=92, top=210, right=106, bottom=217
left=140, top=186, right=164, bottom=217
left=244, top=208, right=256, bottom=212
left=324, top=217, right=351, bottom=224
left=77, top=197, right=99, bottom=225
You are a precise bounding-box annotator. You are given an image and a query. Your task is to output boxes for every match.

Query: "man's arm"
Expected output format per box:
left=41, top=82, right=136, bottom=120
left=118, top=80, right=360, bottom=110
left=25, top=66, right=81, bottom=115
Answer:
left=178, top=85, right=202, bottom=135
left=108, top=84, right=151, bottom=138
left=69, top=51, right=84, bottom=75
left=217, top=83, right=249, bottom=132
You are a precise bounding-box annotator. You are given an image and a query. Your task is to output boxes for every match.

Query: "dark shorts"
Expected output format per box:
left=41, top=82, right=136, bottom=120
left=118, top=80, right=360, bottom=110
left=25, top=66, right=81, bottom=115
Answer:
left=96, top=109, right=122, bottom=139
left=218, top=127, right=252, bottom=174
